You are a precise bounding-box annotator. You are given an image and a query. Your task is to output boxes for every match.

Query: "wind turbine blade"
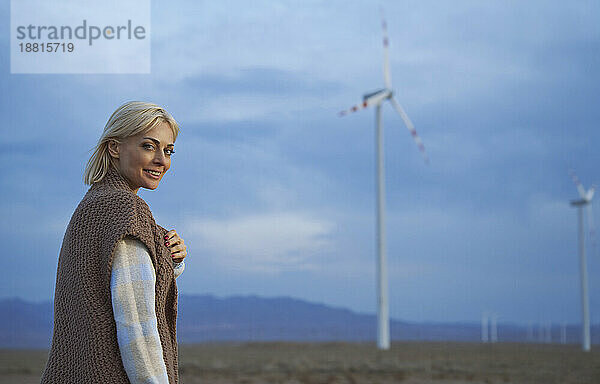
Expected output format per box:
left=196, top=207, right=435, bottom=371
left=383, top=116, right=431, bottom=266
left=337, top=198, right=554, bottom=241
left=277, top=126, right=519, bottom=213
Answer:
left=389, top=97, right=429, bottom=164
left=338, top=100, right=369, bottom=116
left=586, top=185, right=595, bottom=202
left=381, top=13, right=392, bottom=89
left=587, top=203, right=596, bottom=251
left=339, top=91, right=390, bottom=117
left=569, top=169, right=587, bottom=199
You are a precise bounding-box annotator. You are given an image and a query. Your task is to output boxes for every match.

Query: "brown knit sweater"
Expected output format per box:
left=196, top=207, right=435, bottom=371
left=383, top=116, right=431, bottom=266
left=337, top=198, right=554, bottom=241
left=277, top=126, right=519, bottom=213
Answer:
left=41, top=166, right=178, bottom=384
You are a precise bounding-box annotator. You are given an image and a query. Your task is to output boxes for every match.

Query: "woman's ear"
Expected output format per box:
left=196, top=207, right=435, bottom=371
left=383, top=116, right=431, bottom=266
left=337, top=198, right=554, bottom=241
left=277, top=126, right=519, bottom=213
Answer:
left=107, top=139, right=120, bottom=159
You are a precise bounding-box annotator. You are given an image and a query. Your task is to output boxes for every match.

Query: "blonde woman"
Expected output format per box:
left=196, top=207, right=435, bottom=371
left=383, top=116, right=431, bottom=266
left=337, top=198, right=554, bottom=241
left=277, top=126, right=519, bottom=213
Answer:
left=41, top=101, right=187, bottom=384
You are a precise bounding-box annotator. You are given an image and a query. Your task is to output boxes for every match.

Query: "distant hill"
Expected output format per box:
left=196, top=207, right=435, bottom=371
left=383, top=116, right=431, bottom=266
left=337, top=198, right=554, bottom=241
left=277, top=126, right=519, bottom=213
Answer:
left=0, top=295, right=597, bottom=348
left=0, top=298, right=54, bottom=348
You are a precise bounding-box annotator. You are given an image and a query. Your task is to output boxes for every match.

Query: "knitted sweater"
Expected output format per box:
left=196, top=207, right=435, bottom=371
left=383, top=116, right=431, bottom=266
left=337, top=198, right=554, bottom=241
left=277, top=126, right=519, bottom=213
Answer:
left=41, top=166, right=179, bottom=384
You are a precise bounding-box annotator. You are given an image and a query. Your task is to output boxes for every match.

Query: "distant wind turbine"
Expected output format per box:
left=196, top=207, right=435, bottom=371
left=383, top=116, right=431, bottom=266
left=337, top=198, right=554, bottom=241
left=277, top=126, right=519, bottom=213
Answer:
left=490, top=313, right=498, bottom=343
left=568, top=169, right=595, bottom=352
left=481, top=312, right=489, bottom=343
left=338, top=13, right=429, bottom=350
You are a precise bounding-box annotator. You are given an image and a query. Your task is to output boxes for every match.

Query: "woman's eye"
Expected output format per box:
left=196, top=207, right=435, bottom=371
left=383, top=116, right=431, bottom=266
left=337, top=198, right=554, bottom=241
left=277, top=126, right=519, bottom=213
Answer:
left=165, top=148, right=175, bottom=156
left=143, top=143, right=155, bottom=150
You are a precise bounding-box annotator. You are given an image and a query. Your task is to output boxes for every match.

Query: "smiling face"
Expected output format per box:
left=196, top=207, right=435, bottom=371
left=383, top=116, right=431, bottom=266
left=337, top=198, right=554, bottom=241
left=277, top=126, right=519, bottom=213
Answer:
left=108, top=121, right=175, bottom=194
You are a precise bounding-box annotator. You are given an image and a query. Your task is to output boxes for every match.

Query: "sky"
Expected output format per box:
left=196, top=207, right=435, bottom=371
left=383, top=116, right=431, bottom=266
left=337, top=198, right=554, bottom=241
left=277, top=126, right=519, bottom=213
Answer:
left=2, top=0, right=600, bottom=324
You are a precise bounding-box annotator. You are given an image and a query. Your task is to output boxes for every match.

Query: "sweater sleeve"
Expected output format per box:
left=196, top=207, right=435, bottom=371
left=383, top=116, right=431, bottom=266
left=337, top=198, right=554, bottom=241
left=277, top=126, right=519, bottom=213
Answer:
left=111, top=237, right=170, bottom=384
left=173, top=260, right=185, bottom=279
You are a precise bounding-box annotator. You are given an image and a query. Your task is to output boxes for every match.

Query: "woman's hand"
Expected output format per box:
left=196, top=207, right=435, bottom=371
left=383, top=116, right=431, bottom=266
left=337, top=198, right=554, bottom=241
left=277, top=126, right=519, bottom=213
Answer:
left=164, top=230, right=187, bottom=263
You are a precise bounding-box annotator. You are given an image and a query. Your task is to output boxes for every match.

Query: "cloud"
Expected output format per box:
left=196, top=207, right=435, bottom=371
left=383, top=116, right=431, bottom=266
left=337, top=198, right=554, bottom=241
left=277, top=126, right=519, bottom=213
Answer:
left=185, top=212, right=335, bottom=273
left=179, top=93, right=322, bottom=123
left=170, top=67, right=342, bottom=123
left=3, top=0, right=600, bottom=322
left=183, top=67, right=340, bottom=96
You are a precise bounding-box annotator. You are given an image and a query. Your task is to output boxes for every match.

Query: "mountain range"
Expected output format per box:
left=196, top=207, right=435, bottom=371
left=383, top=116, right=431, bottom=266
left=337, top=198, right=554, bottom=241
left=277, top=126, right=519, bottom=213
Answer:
left=1, top=295, right=597, bottom=348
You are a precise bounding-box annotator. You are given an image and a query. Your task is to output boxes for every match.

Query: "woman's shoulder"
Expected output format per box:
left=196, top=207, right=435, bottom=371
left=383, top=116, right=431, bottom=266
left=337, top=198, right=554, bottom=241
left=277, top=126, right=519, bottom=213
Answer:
left=82, top=187, right=150, bottom=213
left=69, top=188, right=154, bottom=233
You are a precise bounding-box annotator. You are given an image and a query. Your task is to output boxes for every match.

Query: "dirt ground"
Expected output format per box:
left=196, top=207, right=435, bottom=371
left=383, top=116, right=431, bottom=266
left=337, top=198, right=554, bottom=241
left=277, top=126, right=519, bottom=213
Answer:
left=1, top=341, right=599, bottom=384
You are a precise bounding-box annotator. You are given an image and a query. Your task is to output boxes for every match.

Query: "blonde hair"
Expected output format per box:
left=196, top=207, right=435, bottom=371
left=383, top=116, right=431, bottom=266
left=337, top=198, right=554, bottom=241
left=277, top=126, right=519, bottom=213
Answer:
left=84, top=101, right=180, bottom=185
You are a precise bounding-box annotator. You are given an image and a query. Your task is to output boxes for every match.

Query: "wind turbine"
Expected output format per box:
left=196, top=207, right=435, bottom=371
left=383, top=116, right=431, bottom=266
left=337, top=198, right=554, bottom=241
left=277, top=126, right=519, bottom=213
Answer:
left=481, top=312, right=489, bottom=343
left=569, top=169, right=595, bottom=352
left=339, top=14, right=428, bottom=350
left=490, top=313, right=498, bottom=343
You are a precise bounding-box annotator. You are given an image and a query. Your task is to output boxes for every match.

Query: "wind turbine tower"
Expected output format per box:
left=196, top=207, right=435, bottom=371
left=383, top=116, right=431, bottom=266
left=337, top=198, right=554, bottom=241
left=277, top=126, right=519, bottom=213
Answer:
left=569, top=170, right=595, bottom=352
left=339, top=15, right=428, bottom=350
left=490, top=313, right=498, bottom=343
left=481, top=312, right=489, bottom=342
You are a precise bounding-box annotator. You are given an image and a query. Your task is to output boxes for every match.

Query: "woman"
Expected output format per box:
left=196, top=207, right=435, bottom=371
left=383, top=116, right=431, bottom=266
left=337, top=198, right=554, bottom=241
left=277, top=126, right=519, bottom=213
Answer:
left=41, top=101, right=187, bottom=384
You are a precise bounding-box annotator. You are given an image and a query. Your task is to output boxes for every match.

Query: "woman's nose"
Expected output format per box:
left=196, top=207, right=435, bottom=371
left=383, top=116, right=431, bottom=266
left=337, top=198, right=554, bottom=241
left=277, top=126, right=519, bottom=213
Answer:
left=154, top=150, right=167, bottom=164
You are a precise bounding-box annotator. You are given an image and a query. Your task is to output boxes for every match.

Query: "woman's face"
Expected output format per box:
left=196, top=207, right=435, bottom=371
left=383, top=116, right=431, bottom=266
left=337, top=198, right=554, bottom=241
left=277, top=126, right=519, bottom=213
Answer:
left=109, top=121, right=175, bottom=193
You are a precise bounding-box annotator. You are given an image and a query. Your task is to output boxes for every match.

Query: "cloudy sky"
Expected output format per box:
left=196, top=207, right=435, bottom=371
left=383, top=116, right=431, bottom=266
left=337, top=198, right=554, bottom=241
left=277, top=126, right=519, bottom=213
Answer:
left=2, top=0, right=600, bottom=324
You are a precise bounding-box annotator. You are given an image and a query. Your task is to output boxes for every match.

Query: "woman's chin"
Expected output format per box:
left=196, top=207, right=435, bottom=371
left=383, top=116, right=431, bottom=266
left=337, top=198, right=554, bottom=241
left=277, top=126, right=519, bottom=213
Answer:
left=141, top=175, right=163, bottom=190
left=142, top=181, right=160, bottom=190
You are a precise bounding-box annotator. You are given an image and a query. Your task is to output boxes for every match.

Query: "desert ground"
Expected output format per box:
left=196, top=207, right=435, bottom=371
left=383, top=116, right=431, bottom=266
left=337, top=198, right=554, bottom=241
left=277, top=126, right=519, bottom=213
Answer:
left=0, top=342, right=598, bottom=384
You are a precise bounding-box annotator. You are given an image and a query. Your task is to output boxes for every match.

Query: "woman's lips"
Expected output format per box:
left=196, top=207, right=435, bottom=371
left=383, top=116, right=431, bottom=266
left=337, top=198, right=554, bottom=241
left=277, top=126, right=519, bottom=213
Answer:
left=144, top=169, right=161, bottom=179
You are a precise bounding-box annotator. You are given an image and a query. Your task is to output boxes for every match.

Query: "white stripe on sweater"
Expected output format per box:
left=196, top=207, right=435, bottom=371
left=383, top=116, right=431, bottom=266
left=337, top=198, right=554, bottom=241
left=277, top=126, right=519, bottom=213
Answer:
left=111, top=237, right=184, bottom=384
